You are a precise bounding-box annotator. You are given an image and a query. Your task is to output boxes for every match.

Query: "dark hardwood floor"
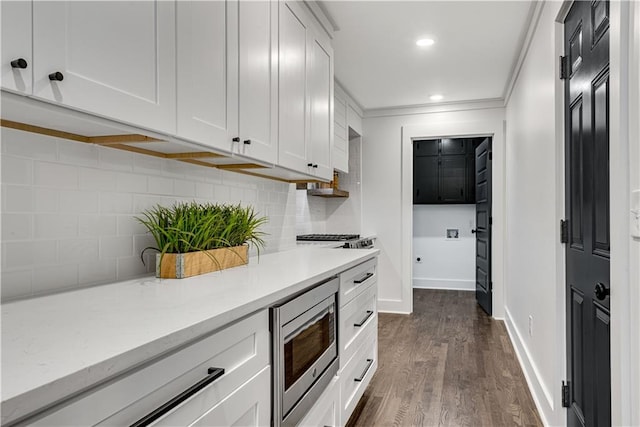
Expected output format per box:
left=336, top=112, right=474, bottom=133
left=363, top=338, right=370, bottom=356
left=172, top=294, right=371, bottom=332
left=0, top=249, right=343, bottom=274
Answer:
left=347, top=289, right=542, bottom=427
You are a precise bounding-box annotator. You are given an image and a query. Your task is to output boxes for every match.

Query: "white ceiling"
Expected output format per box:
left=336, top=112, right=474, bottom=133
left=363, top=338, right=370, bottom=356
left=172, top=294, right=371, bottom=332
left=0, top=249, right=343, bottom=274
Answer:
left=320, top=1, right=535, bottom=110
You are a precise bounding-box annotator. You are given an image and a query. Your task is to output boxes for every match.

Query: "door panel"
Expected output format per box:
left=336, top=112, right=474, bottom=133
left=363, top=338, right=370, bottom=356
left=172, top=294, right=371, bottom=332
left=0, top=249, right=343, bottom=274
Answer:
left=414, top=139, right=439, bottom=156
left=440, top=155, right=466, bottom=203
left=564, top=1, right=611, bottom=426
left=475, top=138, right=492, bottom=315
left=413, top=156, right=438, bottom=203
left=308, top=36, right=333, bottom=180
left=441, top=138, right=466, bottom=155
left=1, top=1, right=32, bottom=94
left=33, top=1, right=176, bottom=134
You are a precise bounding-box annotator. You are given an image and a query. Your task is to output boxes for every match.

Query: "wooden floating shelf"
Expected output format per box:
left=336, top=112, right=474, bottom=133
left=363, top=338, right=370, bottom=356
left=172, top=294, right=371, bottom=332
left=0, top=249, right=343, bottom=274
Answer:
left=307, top=188, right=349, bottom=198
left=0, top=119, right=330, bottom=184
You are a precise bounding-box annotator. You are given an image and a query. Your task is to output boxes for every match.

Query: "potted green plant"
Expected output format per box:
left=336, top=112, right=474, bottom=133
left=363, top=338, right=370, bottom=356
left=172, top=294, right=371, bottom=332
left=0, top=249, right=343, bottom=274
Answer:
left=137, top=202, right=267, bottom=278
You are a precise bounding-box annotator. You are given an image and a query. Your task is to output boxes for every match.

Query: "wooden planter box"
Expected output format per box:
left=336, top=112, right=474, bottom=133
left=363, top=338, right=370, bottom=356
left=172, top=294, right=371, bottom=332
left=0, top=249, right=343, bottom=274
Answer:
left=156, top=245, right=249, bottom=279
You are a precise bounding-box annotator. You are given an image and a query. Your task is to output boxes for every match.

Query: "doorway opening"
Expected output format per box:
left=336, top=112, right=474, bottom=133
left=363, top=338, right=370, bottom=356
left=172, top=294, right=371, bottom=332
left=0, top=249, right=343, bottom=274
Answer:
left=412, top=137, right=493, bottom=314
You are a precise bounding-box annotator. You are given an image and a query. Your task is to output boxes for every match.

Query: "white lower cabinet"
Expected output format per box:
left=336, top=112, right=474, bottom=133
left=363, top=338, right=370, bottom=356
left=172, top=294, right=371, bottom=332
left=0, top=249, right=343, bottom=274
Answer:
left=339, top=326, right=377, bottom=424
left=298, top=377, right=340, bottom=427
left=29, top=310, right=270, bottom=426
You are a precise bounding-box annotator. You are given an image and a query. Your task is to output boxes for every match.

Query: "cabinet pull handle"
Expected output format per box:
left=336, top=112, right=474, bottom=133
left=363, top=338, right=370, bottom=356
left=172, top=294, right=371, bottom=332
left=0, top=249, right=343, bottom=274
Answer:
left=307, top=163, right=313, bottom=167
left=354, top=310, right=374, bottom=327
left=232, top=137, right=240, bottom=142
left=313, top=164, right=318, bottom=168
left=130, top=367, right=225, bottom=427
left=460, top=188, right=463, bottom=196
left=354, top=359, right=374, bottom=382
left=48, top=71, right=64, bottom=81
left=243, top=139, right=251, bottom=145
left=10, top=58, right=28, bottom=69
left=354, top=272, right=373, bottom=284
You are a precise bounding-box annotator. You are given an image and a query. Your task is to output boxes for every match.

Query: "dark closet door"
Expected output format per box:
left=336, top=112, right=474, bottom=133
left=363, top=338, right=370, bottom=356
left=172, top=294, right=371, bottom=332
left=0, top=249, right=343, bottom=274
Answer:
left=439, top=155, right=466, bottom=203
left=475, top=138, right=492, bottom=315
left=564, top=1, right=611, bottom=426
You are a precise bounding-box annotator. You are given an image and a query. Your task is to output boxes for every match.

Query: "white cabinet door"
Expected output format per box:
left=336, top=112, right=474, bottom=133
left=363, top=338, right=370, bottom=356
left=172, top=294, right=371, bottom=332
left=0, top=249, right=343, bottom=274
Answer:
left=176, top=1, right=233, bottom=153
left=278, top=1, right=311, bottom=174
left=307, top=32, right=333, bottom=181
left=1, top=1, right=32, bottom=94
left=333, top=89, right=349, bottom=173
left=32, top=1, right=176, bottom=134
left=235, top=0, right=278, bottom=164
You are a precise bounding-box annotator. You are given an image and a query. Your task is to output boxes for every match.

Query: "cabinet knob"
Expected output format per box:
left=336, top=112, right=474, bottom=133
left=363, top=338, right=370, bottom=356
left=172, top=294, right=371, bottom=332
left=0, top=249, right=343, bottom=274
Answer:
left=48, top=71, right=64, bottom=81
left=243, top=139, right=251, bottom=145
left=10, top=58, right=28, bottom=69
left=594, top=282, right=609, bottom=300
left=232, top=137, right=240, bottom=143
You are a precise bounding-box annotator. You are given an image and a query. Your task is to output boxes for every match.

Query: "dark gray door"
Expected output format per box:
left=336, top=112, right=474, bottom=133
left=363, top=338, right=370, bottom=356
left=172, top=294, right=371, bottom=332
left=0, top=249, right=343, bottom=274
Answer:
left=475, top=138, right=492, bottom=315
left=564, top=1, right=611, bottom=426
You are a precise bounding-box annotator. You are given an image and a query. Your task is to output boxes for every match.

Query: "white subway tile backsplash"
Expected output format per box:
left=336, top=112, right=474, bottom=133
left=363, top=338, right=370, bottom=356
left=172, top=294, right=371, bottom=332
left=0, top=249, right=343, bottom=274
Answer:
left=59, top=190, right=99, bottom=213
left=59, top=238, right=99, bottom=264
left=79, top=259, right=117, bottom=286
left=2, top=214, right=32, bottom=240
left=2, top=156, right=33, bottom=185
left=58, top=141, right=99, bottom=167
left=117, top=256, right=150, bottom=280
left=35, top=162, right=78, bottom=189
left=3, top=185, right=33, bottom=212
left=2, top=130, right=301, bottom=301
left=1, top=269, right=33, bottom=299
left=3, top=128, right=57, bottom=160
left=79, top=167, right=117, bottom=192
left=78, top=215, right=117, bottom=237
left=148, top=176, right=174, bottom=195
left=100, top=193, right=133, bottom=214
left=35, top=214, right=78, bottom=239
left=32, top=265, right=78, bottom=295
left=116, top=172, right=147, bottom=194
left=99, top=147, right=134, bottom=172
left=100, top=236, right=133, bottom=258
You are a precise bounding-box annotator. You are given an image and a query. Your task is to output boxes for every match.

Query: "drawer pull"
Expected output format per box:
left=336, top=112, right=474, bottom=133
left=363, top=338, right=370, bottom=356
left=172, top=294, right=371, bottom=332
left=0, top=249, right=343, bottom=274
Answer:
left=354, top=272, right=374, bottom=284
left=354, top=310, right=374, bottom=327
left=130, top=367, right=225, bottom=427
left=354, top=359, right=374, bottom=382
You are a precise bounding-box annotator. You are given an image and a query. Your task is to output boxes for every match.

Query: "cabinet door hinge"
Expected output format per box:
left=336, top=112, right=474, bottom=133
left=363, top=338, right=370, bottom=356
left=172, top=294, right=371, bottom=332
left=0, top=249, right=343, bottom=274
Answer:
left=560, top=219, right=569, bottom=244
left=562, top=381, right=571, bottom=408
left=560, top=56, right=569, bottom=80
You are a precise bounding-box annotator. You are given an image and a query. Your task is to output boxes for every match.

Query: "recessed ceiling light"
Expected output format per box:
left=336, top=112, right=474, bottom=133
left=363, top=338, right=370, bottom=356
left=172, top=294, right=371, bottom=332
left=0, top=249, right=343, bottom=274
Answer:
left=430, top=94, right=444, bottom=101
left=416, top=38, right=435, bottom=47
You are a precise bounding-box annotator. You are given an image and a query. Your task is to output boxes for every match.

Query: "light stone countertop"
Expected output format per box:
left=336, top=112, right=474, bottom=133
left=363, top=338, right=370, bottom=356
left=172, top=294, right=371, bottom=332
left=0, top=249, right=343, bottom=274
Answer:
left=1, top=246, right=379, bottom=425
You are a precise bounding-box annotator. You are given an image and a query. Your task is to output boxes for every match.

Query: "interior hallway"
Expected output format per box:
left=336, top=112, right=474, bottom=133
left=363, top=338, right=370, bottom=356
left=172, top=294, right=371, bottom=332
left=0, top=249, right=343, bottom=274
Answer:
left=347, top=289, right=542, bottom=427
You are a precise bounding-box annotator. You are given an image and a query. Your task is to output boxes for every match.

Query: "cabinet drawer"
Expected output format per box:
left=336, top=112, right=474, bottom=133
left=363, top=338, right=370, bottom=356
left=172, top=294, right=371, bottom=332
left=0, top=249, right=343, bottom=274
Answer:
left=30, top=310, right=269, bottom=426
left=340, top=327, right=377, bottom=424
left=159, top=366, right=270, bottom=426
left=339, top=258, right=377, bottom=306
left=298, top=377, right=339, bottom=427
left=339, top=282, right=377, bottom=369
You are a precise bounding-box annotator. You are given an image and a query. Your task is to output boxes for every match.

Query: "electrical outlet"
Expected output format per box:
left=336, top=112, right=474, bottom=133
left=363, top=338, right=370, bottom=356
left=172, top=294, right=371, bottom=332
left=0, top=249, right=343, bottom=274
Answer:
left=528, top=315, right=533, bottom=337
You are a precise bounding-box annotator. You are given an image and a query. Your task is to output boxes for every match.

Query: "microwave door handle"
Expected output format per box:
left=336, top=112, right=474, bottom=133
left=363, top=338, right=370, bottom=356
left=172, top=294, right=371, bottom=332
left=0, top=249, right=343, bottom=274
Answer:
left=130, top=367, right=225, bottom=427
left=283, top=305, right=332, bottom=344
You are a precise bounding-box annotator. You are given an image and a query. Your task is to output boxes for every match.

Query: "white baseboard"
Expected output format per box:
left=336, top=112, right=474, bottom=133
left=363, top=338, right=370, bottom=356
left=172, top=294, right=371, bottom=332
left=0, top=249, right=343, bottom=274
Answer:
left=504, top=308, right=557, bottom=427
left=413, top=278, right=475, bottom=291
left=377, top=298, right=410, bottom=314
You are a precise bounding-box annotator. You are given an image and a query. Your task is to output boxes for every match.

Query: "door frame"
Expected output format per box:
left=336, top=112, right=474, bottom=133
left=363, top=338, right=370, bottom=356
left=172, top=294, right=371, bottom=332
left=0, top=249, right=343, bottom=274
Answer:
left=401, top=119, right=506, bottom=319
left=556, top=1, right=635, bottom=425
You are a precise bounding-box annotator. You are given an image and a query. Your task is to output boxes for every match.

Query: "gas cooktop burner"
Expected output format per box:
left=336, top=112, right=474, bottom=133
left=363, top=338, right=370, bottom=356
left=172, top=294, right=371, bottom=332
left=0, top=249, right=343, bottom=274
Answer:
left=296, top=234, right=360, bottom=242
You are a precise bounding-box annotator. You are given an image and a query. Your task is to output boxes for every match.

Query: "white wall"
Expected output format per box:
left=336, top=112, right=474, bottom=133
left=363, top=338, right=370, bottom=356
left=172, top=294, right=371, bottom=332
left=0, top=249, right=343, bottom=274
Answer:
left=326, top=136, right=362, bottom=234
left=1, top=127, right=299, bottom=301
left=362, top=104, right=505, bottom=314
left=413, top=205, right=475, bottom=291
left=503, top=2, right=563, bottom=425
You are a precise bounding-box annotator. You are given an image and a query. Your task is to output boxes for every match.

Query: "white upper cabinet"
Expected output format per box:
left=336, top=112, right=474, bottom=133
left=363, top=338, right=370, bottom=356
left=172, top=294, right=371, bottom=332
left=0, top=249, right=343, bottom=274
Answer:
left=278, top=1, right=311, bottom=173
left=1, top=1, right=32, bottom=94
left=177, top=0, right=278, bottom=163
left=176, top=1, right=232, bottom=152
left=31, top=1, right=176, bottom=135
left=333, top=86, right=349, bottom=173
left=278, top=1, right=333, bottom=181
left=308, top=34, right=334, bottom=181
